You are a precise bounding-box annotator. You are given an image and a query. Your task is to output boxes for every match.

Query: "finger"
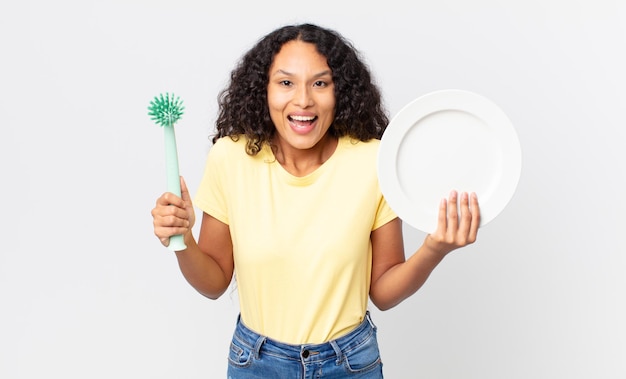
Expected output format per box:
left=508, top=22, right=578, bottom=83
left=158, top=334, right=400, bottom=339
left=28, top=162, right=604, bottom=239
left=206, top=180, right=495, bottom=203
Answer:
left=434, top=197, right=448, bottom=236
left=156, top=191, right=185, bottom=208
left=152, top=201, right=190, bottom=229
left=468, top=192, right=480, bottom=242
left=163, top=211, right=190, bottom=227
left=447, top=190, right=459, bottom=235
left=457, top=192, right=472, bottom=237
left=154, top=223, right=188, bottom=246
left=153, top=200, right=186, bottom=219
left=155, top=223, right=189, bottom=238
left=180, top=176, right=191, bottom=203
left=179, top=176, right=196, bottom=228
left=153, top=214, right=190, bottom=243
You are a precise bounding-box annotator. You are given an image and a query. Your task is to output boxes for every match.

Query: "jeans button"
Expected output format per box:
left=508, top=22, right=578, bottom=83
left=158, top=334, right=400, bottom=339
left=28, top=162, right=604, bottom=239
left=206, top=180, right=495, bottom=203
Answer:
left=302, top=350, right=310, bottom=358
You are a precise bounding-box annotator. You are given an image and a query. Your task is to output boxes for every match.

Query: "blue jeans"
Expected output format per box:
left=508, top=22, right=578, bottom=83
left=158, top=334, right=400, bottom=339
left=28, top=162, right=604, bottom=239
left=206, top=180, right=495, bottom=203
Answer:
left=227, top=312, right=384, bottom=378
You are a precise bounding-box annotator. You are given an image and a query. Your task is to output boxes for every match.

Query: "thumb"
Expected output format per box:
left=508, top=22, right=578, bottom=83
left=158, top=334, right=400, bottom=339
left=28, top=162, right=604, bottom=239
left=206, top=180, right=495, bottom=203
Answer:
left=180, top=176, right=191, bottom=203
left=179, top=176, right=196, bottom=229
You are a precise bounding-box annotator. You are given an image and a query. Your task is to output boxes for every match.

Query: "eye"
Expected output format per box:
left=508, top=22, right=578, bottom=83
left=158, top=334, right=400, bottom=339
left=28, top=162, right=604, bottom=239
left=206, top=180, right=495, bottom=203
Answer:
left=279, top=80, right=293, bottom=87
left=313, top=80, right=328, bottom=87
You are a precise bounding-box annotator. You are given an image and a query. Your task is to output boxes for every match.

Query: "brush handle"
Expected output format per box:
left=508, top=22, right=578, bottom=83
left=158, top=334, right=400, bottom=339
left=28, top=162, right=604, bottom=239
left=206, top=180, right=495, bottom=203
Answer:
left=164, top=126, right=187, bottom=251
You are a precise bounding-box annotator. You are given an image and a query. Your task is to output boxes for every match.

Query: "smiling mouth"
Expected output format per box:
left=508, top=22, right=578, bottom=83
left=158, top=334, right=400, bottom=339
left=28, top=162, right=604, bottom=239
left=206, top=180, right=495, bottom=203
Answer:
left=288, top=115, right=317, bottom=127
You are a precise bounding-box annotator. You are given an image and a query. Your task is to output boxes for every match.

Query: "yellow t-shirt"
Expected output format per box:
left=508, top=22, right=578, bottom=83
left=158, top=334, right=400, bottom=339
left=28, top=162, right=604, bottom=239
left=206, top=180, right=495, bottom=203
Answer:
left=194, top=136, right=397, bottom=344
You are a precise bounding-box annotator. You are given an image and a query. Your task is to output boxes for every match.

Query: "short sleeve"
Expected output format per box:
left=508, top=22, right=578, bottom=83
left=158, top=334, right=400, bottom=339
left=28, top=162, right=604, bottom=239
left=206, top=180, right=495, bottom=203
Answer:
left=372, top=192, right=397, bottom=230
left=193, top=138, right=230, bottom=225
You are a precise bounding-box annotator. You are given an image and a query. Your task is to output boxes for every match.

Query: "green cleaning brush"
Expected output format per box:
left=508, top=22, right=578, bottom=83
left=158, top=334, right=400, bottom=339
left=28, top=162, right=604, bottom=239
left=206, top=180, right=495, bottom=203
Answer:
left=148, top=92, right=187, bottom=252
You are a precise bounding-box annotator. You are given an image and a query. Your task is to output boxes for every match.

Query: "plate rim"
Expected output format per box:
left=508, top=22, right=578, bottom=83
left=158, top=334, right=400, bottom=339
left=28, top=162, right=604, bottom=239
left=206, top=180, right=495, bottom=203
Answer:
left=378, top=89, right=522, bottom=233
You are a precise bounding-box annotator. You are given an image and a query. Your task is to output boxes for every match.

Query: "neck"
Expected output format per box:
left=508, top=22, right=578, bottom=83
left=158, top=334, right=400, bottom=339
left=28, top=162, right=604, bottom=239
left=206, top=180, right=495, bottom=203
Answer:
left=272, top=135, right=339, bottom=177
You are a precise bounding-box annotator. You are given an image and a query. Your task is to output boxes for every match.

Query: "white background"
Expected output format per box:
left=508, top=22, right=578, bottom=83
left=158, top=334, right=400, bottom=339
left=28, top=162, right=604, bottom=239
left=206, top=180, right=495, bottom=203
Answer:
left=2, top=0, right=625, bottom=378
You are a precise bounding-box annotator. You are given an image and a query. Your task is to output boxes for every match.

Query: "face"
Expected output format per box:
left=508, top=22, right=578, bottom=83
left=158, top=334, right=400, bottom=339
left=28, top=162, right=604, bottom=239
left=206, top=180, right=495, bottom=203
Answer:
left=267, top=40, right=336, bottom=153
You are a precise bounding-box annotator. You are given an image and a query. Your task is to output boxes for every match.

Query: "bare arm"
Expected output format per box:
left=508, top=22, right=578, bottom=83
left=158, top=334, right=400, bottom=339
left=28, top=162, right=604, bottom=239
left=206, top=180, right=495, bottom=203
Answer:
left=369, top=191, right=480, bottom=310
left=152, top=177, right=234, bottom=299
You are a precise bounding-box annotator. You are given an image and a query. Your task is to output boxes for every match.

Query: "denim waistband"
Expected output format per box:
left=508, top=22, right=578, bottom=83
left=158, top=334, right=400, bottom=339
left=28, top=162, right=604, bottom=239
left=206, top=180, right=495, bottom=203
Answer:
left=232, top=312, right=377, bottom=364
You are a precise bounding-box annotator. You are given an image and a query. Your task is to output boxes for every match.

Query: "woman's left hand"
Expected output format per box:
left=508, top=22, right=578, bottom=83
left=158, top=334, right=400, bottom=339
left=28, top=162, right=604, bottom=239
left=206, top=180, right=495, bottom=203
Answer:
left=425, top=190, right=480, bottom=256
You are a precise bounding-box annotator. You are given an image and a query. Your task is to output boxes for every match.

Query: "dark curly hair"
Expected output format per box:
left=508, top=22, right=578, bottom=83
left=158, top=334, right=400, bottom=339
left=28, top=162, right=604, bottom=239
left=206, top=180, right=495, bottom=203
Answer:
left=212, top=23, right=389, bottom=155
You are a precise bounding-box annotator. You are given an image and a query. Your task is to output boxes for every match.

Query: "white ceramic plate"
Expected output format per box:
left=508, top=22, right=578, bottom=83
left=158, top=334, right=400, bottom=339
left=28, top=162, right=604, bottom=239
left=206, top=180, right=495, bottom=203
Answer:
left=378, top=89, right=521, bottom=233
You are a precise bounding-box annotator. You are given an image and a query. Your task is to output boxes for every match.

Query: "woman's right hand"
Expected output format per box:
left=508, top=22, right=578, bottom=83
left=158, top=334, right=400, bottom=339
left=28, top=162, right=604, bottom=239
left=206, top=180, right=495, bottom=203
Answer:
left=151, top=176, right=196, bottom=248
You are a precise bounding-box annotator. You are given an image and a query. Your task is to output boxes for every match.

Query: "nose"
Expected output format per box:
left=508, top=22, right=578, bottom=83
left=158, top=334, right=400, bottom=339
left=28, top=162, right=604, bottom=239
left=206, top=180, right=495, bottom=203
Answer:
left=293, top=85, right=314, bottom=108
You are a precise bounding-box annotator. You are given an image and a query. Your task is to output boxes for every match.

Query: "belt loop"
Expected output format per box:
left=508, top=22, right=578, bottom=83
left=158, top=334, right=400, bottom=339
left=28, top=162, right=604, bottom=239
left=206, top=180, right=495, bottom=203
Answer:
left=365, top=311, right=377, bottom=331
left=253, top=335, right=266, bottom=360
left=329, top=340, right=343, bottom=365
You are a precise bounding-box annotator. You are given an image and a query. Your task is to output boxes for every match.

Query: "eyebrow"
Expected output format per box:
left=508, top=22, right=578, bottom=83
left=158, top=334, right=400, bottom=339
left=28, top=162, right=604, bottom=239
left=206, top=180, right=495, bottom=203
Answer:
left=271, top=69, right=332, bottom=78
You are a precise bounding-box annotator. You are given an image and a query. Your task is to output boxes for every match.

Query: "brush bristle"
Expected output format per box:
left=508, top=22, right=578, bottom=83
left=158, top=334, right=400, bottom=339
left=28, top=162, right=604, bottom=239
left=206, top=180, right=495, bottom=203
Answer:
left=148, top=93, right=185, bottom=127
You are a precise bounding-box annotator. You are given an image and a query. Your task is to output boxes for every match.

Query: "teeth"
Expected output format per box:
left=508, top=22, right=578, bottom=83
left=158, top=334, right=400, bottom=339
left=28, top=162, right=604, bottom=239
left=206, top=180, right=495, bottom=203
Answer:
left=291, top=115, right=315, bottom=122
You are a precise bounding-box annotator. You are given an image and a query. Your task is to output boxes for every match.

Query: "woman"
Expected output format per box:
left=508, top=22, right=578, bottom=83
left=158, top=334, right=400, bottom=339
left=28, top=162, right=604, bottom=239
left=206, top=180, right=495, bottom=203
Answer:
left=152, top=23, right=480, bottom=378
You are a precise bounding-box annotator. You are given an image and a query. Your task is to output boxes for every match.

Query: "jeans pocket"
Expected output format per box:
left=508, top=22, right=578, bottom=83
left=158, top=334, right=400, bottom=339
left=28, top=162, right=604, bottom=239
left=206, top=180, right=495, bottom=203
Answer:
left=227, top=339, right=254, bottom=368
left=343, top=330, right=383, bottom=374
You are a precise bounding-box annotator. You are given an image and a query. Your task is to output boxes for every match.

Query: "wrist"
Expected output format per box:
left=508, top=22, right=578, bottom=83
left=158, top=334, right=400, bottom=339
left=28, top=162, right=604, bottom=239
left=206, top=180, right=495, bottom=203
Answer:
left=423, top=234, right=452, bottom=259
left=183, top=230, right=196, bottom=248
